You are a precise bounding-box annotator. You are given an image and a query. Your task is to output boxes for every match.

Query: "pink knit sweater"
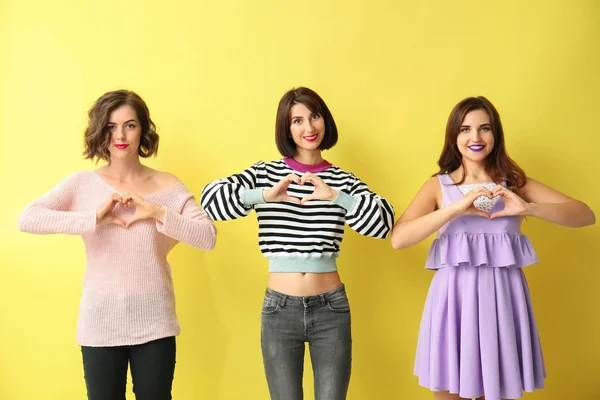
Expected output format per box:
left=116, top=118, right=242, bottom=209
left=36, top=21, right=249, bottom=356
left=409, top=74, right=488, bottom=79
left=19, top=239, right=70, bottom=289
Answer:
left=18, top=170, right=216, bottom=347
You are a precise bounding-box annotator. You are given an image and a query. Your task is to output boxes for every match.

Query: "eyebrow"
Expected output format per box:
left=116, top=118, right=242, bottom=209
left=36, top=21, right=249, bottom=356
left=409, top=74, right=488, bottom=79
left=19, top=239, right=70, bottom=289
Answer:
left=460, top=123, right=491, bottom=128
left=108, top=119, right=137, bottom=124
left=291, top=116, right=304, bottom=119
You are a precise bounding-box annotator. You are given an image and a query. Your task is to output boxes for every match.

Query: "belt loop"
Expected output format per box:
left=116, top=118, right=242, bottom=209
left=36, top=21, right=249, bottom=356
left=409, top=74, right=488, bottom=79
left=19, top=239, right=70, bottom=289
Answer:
left=279, top=294, right=287, bottom=308
left=319, top=293, right=326, bottom=305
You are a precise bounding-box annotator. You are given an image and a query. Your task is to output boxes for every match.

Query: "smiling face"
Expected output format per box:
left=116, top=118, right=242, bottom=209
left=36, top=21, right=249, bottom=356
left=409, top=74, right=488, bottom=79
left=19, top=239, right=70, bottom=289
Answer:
left=107, top=105, right=142, bottom=161
left=456, top=109, right=495, bottom=164
left=289, top=103, right=325, bottom=157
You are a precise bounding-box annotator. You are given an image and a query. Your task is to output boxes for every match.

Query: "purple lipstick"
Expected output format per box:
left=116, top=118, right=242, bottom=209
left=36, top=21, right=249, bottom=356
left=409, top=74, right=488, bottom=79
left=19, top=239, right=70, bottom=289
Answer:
left=468, top=144, right=485, bottom=152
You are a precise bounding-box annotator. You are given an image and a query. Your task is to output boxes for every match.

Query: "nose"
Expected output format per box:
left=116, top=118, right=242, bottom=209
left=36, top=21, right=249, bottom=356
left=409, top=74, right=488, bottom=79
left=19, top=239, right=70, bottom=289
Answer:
left=469, top=129, right=482, bottom=142
left=306, top=120, right=314, bottom=133
left=114, top=126, right=125, bottom=140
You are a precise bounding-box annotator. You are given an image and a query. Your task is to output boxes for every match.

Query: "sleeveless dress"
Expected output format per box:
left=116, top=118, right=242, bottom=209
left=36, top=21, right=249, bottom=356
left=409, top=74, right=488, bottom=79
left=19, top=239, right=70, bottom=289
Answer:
left=414, top=174, right=546, bottom=400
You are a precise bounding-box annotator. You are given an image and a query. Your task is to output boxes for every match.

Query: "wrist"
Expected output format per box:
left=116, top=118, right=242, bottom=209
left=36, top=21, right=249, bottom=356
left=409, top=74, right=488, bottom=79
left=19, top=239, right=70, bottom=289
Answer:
left=523, top=202, right=536, bottom=217
left=262, top=189, right=271, bottom=202
left=328, top=189, right=339, bottom=201
left=152, top=205, right=165, bottom=220
left=447, top=203, right=462, bottom=218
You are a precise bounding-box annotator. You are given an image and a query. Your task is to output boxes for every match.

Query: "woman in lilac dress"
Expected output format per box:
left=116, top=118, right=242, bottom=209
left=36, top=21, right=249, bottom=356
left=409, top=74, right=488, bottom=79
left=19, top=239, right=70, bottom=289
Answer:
left=391, top=96, right=595, bottom=400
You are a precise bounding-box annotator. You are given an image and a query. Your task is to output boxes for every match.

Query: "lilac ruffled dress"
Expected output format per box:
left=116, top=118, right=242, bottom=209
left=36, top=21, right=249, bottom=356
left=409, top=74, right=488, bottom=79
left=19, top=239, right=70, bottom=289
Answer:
left=414, top=174, right=546, bottom=400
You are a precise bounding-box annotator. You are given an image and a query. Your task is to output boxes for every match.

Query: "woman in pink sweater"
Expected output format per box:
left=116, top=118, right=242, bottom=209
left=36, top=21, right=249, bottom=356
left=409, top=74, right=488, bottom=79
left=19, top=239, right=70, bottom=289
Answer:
left=18, top=90, right=216, bottom=400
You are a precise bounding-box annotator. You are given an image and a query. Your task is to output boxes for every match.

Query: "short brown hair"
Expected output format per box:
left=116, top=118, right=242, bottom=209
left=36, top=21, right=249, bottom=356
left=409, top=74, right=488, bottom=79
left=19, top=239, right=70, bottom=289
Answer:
left=83, top=90, right=159, bottom=162
left=275, top=87, right=338, bottom=157
left=435, top=96, right=527, bottom=194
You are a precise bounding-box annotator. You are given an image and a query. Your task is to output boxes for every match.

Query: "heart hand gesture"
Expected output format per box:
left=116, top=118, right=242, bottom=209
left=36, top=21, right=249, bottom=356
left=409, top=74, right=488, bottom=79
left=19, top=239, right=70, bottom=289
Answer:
left=122, top=193, right=165, bottom=228
left=489, top=185, right=529, bottom=219
left=263, top=174, right=302, bottom=204
left=96, top=194, right=127, bottom=227
left=299, top=172, right=338, bottom=205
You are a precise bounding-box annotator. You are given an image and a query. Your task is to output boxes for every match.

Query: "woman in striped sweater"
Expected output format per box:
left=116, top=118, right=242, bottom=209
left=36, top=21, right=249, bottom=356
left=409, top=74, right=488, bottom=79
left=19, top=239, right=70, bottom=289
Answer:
left=201, top=87, right=394, bottom=400
left=18, top=90, right=216, bottom=400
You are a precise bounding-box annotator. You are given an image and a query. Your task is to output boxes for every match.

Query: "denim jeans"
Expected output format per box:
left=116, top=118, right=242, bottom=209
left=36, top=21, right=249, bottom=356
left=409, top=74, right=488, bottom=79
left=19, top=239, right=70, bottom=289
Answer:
left=81, top=336, right=176, bottom=400
left=261, top=284, right=352, bottom=400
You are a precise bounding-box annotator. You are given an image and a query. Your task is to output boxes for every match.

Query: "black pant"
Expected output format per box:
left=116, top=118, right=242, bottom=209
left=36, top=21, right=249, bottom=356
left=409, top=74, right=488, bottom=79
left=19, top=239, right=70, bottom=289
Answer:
left=81, top=336, right=176, bottom=400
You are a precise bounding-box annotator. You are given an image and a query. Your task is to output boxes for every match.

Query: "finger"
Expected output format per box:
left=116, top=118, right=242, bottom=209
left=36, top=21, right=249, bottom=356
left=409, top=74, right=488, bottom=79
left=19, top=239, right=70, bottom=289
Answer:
left=470, top=188, right=493, bottom=199
left=301, top=177, right=320, bottom=187
left=125, top=216, right=141, bottom=228
left=500, top=189, right=516, bottom=199
left=288, top=174, right=302, bottom=185
left=479, top=187, right=494, bottom=198
left=489, top=210, right=507, bottom=219
left=280, top=174, right=301, bottom=187
left=123, top=194, right=142, bottom=206
left=276, top=176, right=297, bottom=192
left=285, top=196, right=301, bottom=204
left=465, top=206, right=490, bottom=218
left=111, top=217, right=127, bottom=228
left=300, top=173, right=321, bottom=186
left=467, top=189, right=490, bottom=201
left=279, top=177, right=293, bottom=189
left=300, top=194, right=316, bottom=204
left=100, top=196, right=120, bottom=216
left=472, top=210, right=490, bottom=218
left=103, top=194, right=120, bottom=210
left=491, top=186, right=507, bottom=197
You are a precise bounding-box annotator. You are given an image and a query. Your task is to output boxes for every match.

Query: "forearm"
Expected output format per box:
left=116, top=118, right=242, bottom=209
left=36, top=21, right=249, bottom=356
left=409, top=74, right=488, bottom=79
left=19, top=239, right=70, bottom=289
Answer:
left=527, top=201, right=595, bottom=227
left=156, top=207, right=217, bottom=250
left=391, top=205, right=458, bottom=249
left=18, top=204, right=96, bottom=235
left=342, top=192, right=395, bottom=239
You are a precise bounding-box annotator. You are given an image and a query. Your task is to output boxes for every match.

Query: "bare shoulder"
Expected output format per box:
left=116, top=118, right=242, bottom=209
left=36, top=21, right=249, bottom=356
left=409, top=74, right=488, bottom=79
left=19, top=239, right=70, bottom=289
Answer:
left=398, top=176, right=441, bottom=222
left=149, top=169, right=181, bottom=189
left=422, top=176, right=442, bottom=207
left=422, top=175, right=441, bottom=191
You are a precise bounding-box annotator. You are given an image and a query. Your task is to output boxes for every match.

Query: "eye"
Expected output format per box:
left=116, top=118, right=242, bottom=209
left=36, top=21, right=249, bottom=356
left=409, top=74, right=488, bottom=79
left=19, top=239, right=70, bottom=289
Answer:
left=460, top=127, right=469, bottom=133
left=127, top=123, right=136, bottom=129
left=292, top=118, right=302, bottom=124
left=481, top=126, right=491, bottom=132
left=108, top=125, right=116, bottom=132
left=311, top=113, right=320, bottom=120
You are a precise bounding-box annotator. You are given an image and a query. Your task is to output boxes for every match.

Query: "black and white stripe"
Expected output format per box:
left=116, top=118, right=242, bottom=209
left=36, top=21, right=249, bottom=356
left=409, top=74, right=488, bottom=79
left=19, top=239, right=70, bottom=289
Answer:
left=201, top=160, right=394, bottom=257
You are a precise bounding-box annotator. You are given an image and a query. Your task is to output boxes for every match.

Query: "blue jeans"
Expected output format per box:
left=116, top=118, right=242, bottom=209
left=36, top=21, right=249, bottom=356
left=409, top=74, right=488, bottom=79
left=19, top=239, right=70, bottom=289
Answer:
left=261, top=285, right=352, bottom=400
left=81, top=336, right=176, bottom=400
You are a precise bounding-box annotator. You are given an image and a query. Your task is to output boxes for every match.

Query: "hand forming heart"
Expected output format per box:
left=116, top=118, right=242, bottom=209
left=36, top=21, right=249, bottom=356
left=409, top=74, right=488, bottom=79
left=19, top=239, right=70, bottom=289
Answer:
left=96, top=193, right=164, bottom=228
left=262, top=173, right=338, bottom=205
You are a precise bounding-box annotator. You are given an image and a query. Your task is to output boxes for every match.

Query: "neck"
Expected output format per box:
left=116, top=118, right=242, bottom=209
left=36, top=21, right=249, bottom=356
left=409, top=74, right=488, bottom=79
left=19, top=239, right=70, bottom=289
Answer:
left=105, top=157, right=145, bottom=182
left=293, top=149, right=323, bottom=165
left=459, top=160, right=489, bottom=181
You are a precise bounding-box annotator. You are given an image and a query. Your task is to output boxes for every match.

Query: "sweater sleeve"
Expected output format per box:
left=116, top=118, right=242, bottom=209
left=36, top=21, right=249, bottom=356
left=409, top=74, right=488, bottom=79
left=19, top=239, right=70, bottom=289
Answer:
left=156, top=194, right=217, bottom=250
left=200, top=161, right=266, bottom=221
left=332, top=174, right=395, bottom=239
left=17, top=172, right=97, bottom=235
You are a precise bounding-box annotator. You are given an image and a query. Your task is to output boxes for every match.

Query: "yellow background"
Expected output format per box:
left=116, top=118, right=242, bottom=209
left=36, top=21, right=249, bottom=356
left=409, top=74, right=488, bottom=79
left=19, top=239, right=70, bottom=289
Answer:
left=1, top=1, right=598, bottom=399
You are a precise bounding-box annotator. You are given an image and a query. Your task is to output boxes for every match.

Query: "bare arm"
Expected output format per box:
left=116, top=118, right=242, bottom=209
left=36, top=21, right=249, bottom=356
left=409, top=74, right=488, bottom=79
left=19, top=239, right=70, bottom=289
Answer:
left=391, top=177, right=495, bottom=249
left=507, top=178, right=595, bottom=227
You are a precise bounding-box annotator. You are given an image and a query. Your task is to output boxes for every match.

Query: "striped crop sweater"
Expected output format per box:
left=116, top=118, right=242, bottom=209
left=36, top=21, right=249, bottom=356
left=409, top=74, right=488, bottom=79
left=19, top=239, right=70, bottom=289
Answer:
left=201, top=158, right=394, bottom=272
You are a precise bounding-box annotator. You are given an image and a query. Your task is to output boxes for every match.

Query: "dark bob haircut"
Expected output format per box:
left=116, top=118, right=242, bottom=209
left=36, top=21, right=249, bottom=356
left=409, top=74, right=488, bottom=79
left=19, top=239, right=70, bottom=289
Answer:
left=275, top=87, right=338, bottom=157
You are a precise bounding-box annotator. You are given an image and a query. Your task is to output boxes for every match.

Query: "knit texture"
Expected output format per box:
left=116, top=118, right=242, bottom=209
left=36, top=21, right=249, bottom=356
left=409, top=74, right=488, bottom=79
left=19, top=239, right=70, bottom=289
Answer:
left=18, top=170, right=216, bottom=346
